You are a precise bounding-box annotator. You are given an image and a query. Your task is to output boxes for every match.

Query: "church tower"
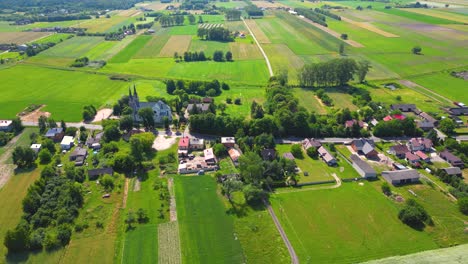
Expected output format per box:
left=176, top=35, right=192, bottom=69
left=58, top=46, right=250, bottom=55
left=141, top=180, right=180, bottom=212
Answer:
left=133, top=85, right=140, bottom=108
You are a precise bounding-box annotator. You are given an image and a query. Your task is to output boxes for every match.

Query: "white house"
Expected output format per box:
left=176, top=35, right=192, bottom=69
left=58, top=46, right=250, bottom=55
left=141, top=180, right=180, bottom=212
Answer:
left=60, top=136, right=74, bottom=150
left=30, top=144, right=42, bottom=153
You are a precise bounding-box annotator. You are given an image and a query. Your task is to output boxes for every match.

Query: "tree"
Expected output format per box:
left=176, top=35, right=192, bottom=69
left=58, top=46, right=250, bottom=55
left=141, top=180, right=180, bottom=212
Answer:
left=136, top=208, right=149, bottom=223
left=458, top=197, right=468, bottom=215
left=234, top=98, right=241, bottom=105
left=222, top=178, right=244, bottom=202
left=217, top=103, right=227, bottom=115
left=138, top=107, right=155, bottom=130
left=412, top=46, right=422, bottom=55
left=381, top=182, right=391, bottom=196
left=239, top=152, right=264, bottom=185
left=188, top=14, right=196, bottom=24
left=339, top=43, right=345, bottom=55
left=60, top=120, right=67, bottom=131
left=4, top=223, right=29, bottom=252
left=357, top=60, right=371, bottom=83
left=198, top=15, right=203, bottom=24
left=291, top=144, right=304, bottom=159
left=38, top=116, right=48, bottom=133
left=119, top=115, right=134, bottom=132
left=113, top=153, right=135, bottom=174
left=213, top=143, right=227, bottom=157
left=439, top=118, right=455, bottom=135
left=166, top=80, right=176, bottom=94
left=225, top=51, right=233, bottom=61
left=38, top=149, right=52, bottom=164
left=101, top=175, right=114, bottom=191
left=12, top=146, right=36, bottom=168
left=242, top=184, right=265, bottom=204
left=398, top=199, right=429, bottom=228
left=125, top=211, right=136, bottom=229
left=11, top=117, right=23, bottom=134
left=103, top=123, right=121, bottom=142
left=276, top=67, right=288, bottom=86
left=213, top=50, right=224, bottom=62
left=340, top=33, right=348, bottom=40
left=306, top=147, right=318, bottom=159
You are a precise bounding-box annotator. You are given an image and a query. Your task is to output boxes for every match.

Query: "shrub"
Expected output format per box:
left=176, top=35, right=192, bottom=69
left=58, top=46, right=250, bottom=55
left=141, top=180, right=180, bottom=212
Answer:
left=398, top=199, right=429, bottom=228
left=458, top=197, right=468, bottom=215
left=306, top=147, right=318, bottom=159
left=291, top=144, right=304, bottom=159
left=381, top=182, right=391, bottom=196
left=234, top=98, right=241, bottom=105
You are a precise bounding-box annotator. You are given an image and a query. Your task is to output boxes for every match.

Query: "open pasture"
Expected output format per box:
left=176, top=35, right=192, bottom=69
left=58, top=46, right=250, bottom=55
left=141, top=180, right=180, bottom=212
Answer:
left=0, top=20, right=81, bottom=32
left=340, top=16, right=399, bottom=37
left=402, top=8, right=468, bottom=24
left=243, top=19, right=271, bottom=44
left=229, top=42, right=262, bottom=60
left=159, top=35, right=192, bottom=57
left=293, top=88, right=328, bottom=114
left=158, top=221, right=181, bottom=264
left=377, top=8, right=463, bottom=25
left=263, top=43, right=304, bottom=83
left=137, top=2, right=181, bottom=11
left=108, top=35, right=152, bottom=63
left=409, top=71, right=468, bottom=103
left=35, top=36, right=105, bottom=58
left=0, top=31, right=51, bottom=44
left=189, top=39, right=230, bottom=55
left=77, top=15, right=128, bottom=33
left=134, top=33, right=171, bottom=58
left=30, top=33, right=72, bottom=44
left=0, top=65, right=128, bottom=121
left=270, top=182, right=438, bottom=263
left=175, top=175, right=244, bottom=263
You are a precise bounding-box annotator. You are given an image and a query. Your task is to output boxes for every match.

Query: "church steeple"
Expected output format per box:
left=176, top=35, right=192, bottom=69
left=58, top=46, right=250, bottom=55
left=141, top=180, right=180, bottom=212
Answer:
left=133, top=85, right=138, bottom=97
left=128, top=87, right=132, bottom=97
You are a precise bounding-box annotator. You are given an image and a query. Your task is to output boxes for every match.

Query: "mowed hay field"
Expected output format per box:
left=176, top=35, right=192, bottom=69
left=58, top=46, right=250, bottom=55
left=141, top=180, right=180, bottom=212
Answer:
left=409, top=72, right=468, bottom=103
left=270, top=182, right=438, bottom=263
left=77, top=15, right=129, bottom=33
left=0, top=32, right=51, bottom=44
left=109, top=35, right=152, bottom=63
left=175, top=176, right=245, bottom=263
left=34, top=36, right=105, bottom=58
left=159, top=35, right=192, bottom=57
left=0, top=65, right=128, bottom=121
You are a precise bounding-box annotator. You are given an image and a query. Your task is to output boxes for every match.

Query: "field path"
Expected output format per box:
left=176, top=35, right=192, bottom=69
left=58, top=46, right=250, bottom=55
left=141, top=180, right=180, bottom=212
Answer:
left=242, top=17, right=274, bottom=77
left=296, top=15, right=364, bottom=48
left=340, top=16, right=399, bottom=38
left=399, top=80, right=452, bottom=104
left=168, top=177, right=177, bottom=222
left=263, top=198, right=299, bottom=264
left=276, top=173, right=342, bottom=194
left=0, top=131, right=24, bottom=188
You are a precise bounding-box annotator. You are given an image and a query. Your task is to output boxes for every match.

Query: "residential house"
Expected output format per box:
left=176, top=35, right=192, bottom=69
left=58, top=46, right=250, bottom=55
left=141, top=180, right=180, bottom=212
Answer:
left=391, top=104, right=416, bottom=112
left=350, top=154, right=377, bottom=178
left=417, top=120, right=435, bottom=131
left=407, top=138, right=432, bottom=152
left=283, top=152, right=295, bottom=160
left=128, top=86, right=172, bottom=123
left=344, top=119, right=364, bottom=129
left=221, top=137, right=235, bottom=148
left=261, top=149, right=276, bottom=161
left=439, top=149, right=464, bottom=168
left=228, top=148, right=241, bottom=166
left=448, top=107, right=468, bottom=116
left=60, top=136, right=74, bottom=150
left=178, top=137, right=189, bottom=156
left=45, top=127, right=64, bottom=142
left=189, top=138, right=204, bottom=150
left=415, top=151, right=430, bottom=163
left=88, top=167, right=113, bottom=180
left=389, top=144, right=409, bottom=158
left=405, top=152, right=421, bottom=166
left=318, top=146, right=337, bottom=166
left=351, top=139, right=378, bottom=159
left=442, top=167, right=462, bottom=177
left=204, top=148, right=217, bottom=165
left=382, top=169, right=420, bottom=185
left=302, top=138, right=321, bottom=150
left=86, top=132, right=103, bottom=150
left=419, top=112, right=438, bottom=125
left=185, top=103, right=211, bottom=118
left=69, top=147, right=87, bottom=166
left=0, top=120, right=13, bottom=132
left=30, top=144, right=41, bottom=153
left=383, top=115, right=393, bottom=122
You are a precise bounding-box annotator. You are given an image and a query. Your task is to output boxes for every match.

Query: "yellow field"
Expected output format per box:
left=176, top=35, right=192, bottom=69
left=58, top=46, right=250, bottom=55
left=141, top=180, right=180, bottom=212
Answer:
left=117, top=9, right=142, bottom=17
left=229, top=42, right=263, bottom=60
left=252, top=0, right=287, bottom=8
left=403, top=8, right=468, bottom=24
left=77, top=16, right=128, bottom=33
left=159, top=35, right=192, bottom=57
left=244, top=19, right=271, bottom=44
left=0, top=32, right=51, bottom=44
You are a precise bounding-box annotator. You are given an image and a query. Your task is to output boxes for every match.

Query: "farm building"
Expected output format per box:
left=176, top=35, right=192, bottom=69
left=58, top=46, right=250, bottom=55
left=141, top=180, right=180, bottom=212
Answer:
left=30, top=144, right=41, bottom=153
left=189, top=138, right=204, bottom=150
left=442, top=167, right=462, bottom=176
left=204, top=148, right=217, bottom=165
left=417, top=120, right=435, bottom=131
left=448, top=107, right=468, bottom=116
left=60, top=136, right=74, bottom=150
left=389, top=144, right=409, bottom=158
left=302, top=138, right=321, bottom=150
left=351, top=139, right=378, bottom=159
left=318, top=146, right=336, bottom=166
left=69, top=147, right=87, bottom=166
left=261, top=149, right=276, bottom=161
left=419, top=112, right=438, bottom=125
left=382, top=169, right=420, bottom=185
left=88, top=167, right=113, bottom=180
left=0, top=120, right=13, bottom=132
left=178, top=137, right=190, bottom=156
left=129, top=86, right=172, bottom=123
left=390, top=104, right=416, bottom=112
left=45, top=127, right=64, bottom=142
left=228, top=148, right=241, bottom=165
left=439, top=149, right=464, bottom=168
left=221, top=137, right=235, bottom=148
left=407, top=138, right=432, bottom=152
left=350, top=154, right=376, bottom=178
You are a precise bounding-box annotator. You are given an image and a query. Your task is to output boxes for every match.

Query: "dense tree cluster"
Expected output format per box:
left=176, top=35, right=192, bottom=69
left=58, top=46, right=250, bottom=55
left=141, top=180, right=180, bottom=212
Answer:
left=314, top=8, right=341, bottom=20
left=70, top=57, right=89, bottom=67
left=82, top=105, right=97, bottom=122
left=197, top=27, right=234, bottom=42
left=160, top=14, right=185, bottom=27
left=398, top=199, right=431, bottom=228
left=298, top=59, right=370, bottom=87
left=166, top=79, right=227, bottom=97
left=245, top=4, right=264, bottom=17
left=373, top=117, right=422, bottom=137
left=295, top=8, right=327, bottom=27
left=0, top=0, right=144, bottom=11
left=225, top=9, right=241, bottom=21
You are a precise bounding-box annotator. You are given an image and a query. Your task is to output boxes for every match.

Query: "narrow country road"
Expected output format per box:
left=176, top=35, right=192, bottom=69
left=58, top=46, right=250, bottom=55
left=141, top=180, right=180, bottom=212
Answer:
left=0, top=131, right=23, bottom=188
left=275, top=173, right=342, bottom=194
left=22, top=121, right=103, bottom=130
left=242, top=17, right=274, bottom=77
left=263, top=198, right=299, bottom=264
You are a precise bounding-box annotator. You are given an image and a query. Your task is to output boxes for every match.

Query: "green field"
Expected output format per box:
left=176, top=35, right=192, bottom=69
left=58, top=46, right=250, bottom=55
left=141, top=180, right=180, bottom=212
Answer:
left=0, top=20, right=82, bottom=32
left=175, top=175, right=245, bottom=263
left=0, top=65, right=128, bottom=121
left=378, top=8, right=463, bottom=25
left=409, top=71, right=468, bottom=103
left=109, top=35, right=152, bottom=63
left=29, top=33, right=72, bottom=44
left=34, top=36, right=105, bottom=58
left=270, top=182, right=438, bottom=263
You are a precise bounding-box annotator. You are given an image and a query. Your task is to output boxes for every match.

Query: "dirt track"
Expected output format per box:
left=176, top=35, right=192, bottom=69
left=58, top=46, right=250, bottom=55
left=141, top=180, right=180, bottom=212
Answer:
left=0, top=132, right=22, bottom=188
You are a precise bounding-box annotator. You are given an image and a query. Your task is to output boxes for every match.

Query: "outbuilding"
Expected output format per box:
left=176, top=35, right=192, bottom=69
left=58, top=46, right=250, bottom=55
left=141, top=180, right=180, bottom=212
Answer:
left=60, top=136, right=74, bottom=150
left=382, top=169, right=420, bottom=185
left=350, top=154, right=377, bottom=178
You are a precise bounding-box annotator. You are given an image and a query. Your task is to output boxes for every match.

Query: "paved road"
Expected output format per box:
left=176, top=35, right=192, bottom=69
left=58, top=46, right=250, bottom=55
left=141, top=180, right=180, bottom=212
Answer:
left=242, top=17, right=274, bottom=77
left=22, top=121, right=103, bottom=130
left=263, top=198, right=299, bottom=264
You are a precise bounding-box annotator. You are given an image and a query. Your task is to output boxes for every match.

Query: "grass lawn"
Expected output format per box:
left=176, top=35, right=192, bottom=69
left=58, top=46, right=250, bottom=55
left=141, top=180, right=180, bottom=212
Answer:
left=409, top=71, right=468, bottom=103
left=33, top=36, right=105, bottom=59
left=29, top=33, right=72, bottom=44
left=293, top=88, right=328, bottom=114
left=270, top=182, right=438, bottom=263
left=175, top=175, right=245, bottom=263
left=134, top=33, right=171, bottom=59
left=189, top=38, right=231, bottom=55
left=109, top=35, right=152, bottom=63
left=0, top=64, right=128, bottom=121
left=378, top=8, right=462, bottom=25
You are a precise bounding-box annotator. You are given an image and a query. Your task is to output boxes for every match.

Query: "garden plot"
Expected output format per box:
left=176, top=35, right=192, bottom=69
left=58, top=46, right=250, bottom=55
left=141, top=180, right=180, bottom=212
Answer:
left=0, top=32, right=51, bottom=44
left=158, top=221, right=182, bottom=264
left=198, top=23, right=224, bottom=29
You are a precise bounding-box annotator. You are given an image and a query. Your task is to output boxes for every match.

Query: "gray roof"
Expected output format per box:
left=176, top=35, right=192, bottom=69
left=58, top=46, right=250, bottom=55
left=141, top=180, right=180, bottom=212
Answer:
left=88, top=167, right=113, bottom=177
left=440, top=149, right=462, bottom=163
left=390, top=144, right=409, bottom=155
left=362, top=142, right=375, bottom=155
left=419, top=112, right=437, bottom=123
left=391, top=104, right=416, bottom=111
left=443, top=167, right=462, bottom=175
left=70, top=147, right=87, bottom=157
left=187, top=103, right=210, bottom=112
left=352, top=138, right=375, bottom=150
left=45, top=127, right=63, bottom=137
left=350, top=154, right=376, bottom=174
left=382, top=169, right=420, bottom=181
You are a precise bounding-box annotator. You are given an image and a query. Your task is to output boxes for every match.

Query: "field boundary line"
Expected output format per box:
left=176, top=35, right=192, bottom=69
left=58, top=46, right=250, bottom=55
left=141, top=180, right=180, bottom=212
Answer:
left=399, top=80, right=452, bottom=104
left=242, top=17, right=274, bottom=77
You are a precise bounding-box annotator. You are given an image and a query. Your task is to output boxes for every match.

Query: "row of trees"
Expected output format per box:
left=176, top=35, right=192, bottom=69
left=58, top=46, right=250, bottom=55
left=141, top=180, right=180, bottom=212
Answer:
left=197, top=27, right=234, bottom=42
left=225, top=9, right=241, bottom=21
left=70, top=56, right=89, bottom=67
left=314, top=8, right=341, bottom=20
left=160, top=14, right=185, bottom=27
left=166, top=79, right=229, bottom=97
left=173, top=50, right=233, bottom=62
left=295, top=8, right=328, bottom=27
left=298, top=59, right=371, bottom=87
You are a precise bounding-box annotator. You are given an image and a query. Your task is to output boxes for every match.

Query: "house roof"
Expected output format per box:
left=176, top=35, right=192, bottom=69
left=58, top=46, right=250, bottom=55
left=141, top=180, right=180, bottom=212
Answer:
left=382, top=169, right=420, bottom=181
left=383, top=115, right=393, bottom=122
left=393, top=114, right=406, bottom=120
left=448, top=107, right=468, bottom=115
left=187, top=103, right=210, bottom=112
left=71, top=147, right=87, bottom=157
left=440, top=149, right=462, bottom=163
left=405, top=152, right=420, bottom=161
left=221, top=137, right=235, bottom=144
left=362, top=142, right=375, bottom=155
left=391, top=104, right=416, bottom=111
left=345, top=119, right=364, bottom=128
left=261, top=149, right=276, bottom=160
left=415, top=151, right=428, bottom=160
left=283, top=152, right=295, bottom=160
left=179, top=137, right=189, bottom=148
left=409, top=138, right=432, bottom=149
left=88, top=167, right=113, bottom=177
left=417, top=120, right=434, bottom=129
left=390, top=144, right=409, bottom=155
left=443, top=167, right=462, bottom=175
left=228, top=148, right=241, bottom=161
left=204, top=148, right=216, bottom=160
left=352, top=138, right=375, bottom=150
left=0, top=120, right=12, bottom=128
left=350, top=154, right=376, bottom=174
left=190, top=138, right=204, bottom=145
left=61, top=136, right=74, bottom=145
left=419, top=112, right=437, bottom=123
left=318, top=146, right=335, bottom=163
left=302, top=138, right=321, bottom=149
left=46, top=127, right=63, bottom=137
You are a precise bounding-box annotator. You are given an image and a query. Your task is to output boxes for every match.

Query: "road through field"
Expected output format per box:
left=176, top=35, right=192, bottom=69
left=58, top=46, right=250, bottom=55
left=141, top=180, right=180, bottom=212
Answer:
left=242, top=17, right=274, bottom=77
left=0, top=132, right=22, bottom=188
left=399, top=80, right=453, bottom=104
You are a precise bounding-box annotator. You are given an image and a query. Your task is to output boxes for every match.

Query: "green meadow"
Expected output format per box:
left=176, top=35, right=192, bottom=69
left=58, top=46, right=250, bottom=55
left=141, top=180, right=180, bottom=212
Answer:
left=409, top=71, right=468, bottom=103
left=377, top=8, right=463, bottom=25
left=109, top=35, right=152, bottom=63
left=175, top=175, right=245, bottom=263
left=34, top=36, right=105, bottom=58
left=0, top=65, right=128, bottom=121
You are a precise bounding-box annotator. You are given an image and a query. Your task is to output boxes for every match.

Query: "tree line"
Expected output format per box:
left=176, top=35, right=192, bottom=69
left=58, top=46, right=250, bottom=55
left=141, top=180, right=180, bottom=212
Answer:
left=197, top=27, right=234, bottom=42
left=295, top=8, right=328, bottom=27
left=166, top=79, right=229, bottom=97
left=173, top=50, right=233, bottom=62
left=314, top=8, right=341, bottom=20
left=225, top=9, right=241, bottom=21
